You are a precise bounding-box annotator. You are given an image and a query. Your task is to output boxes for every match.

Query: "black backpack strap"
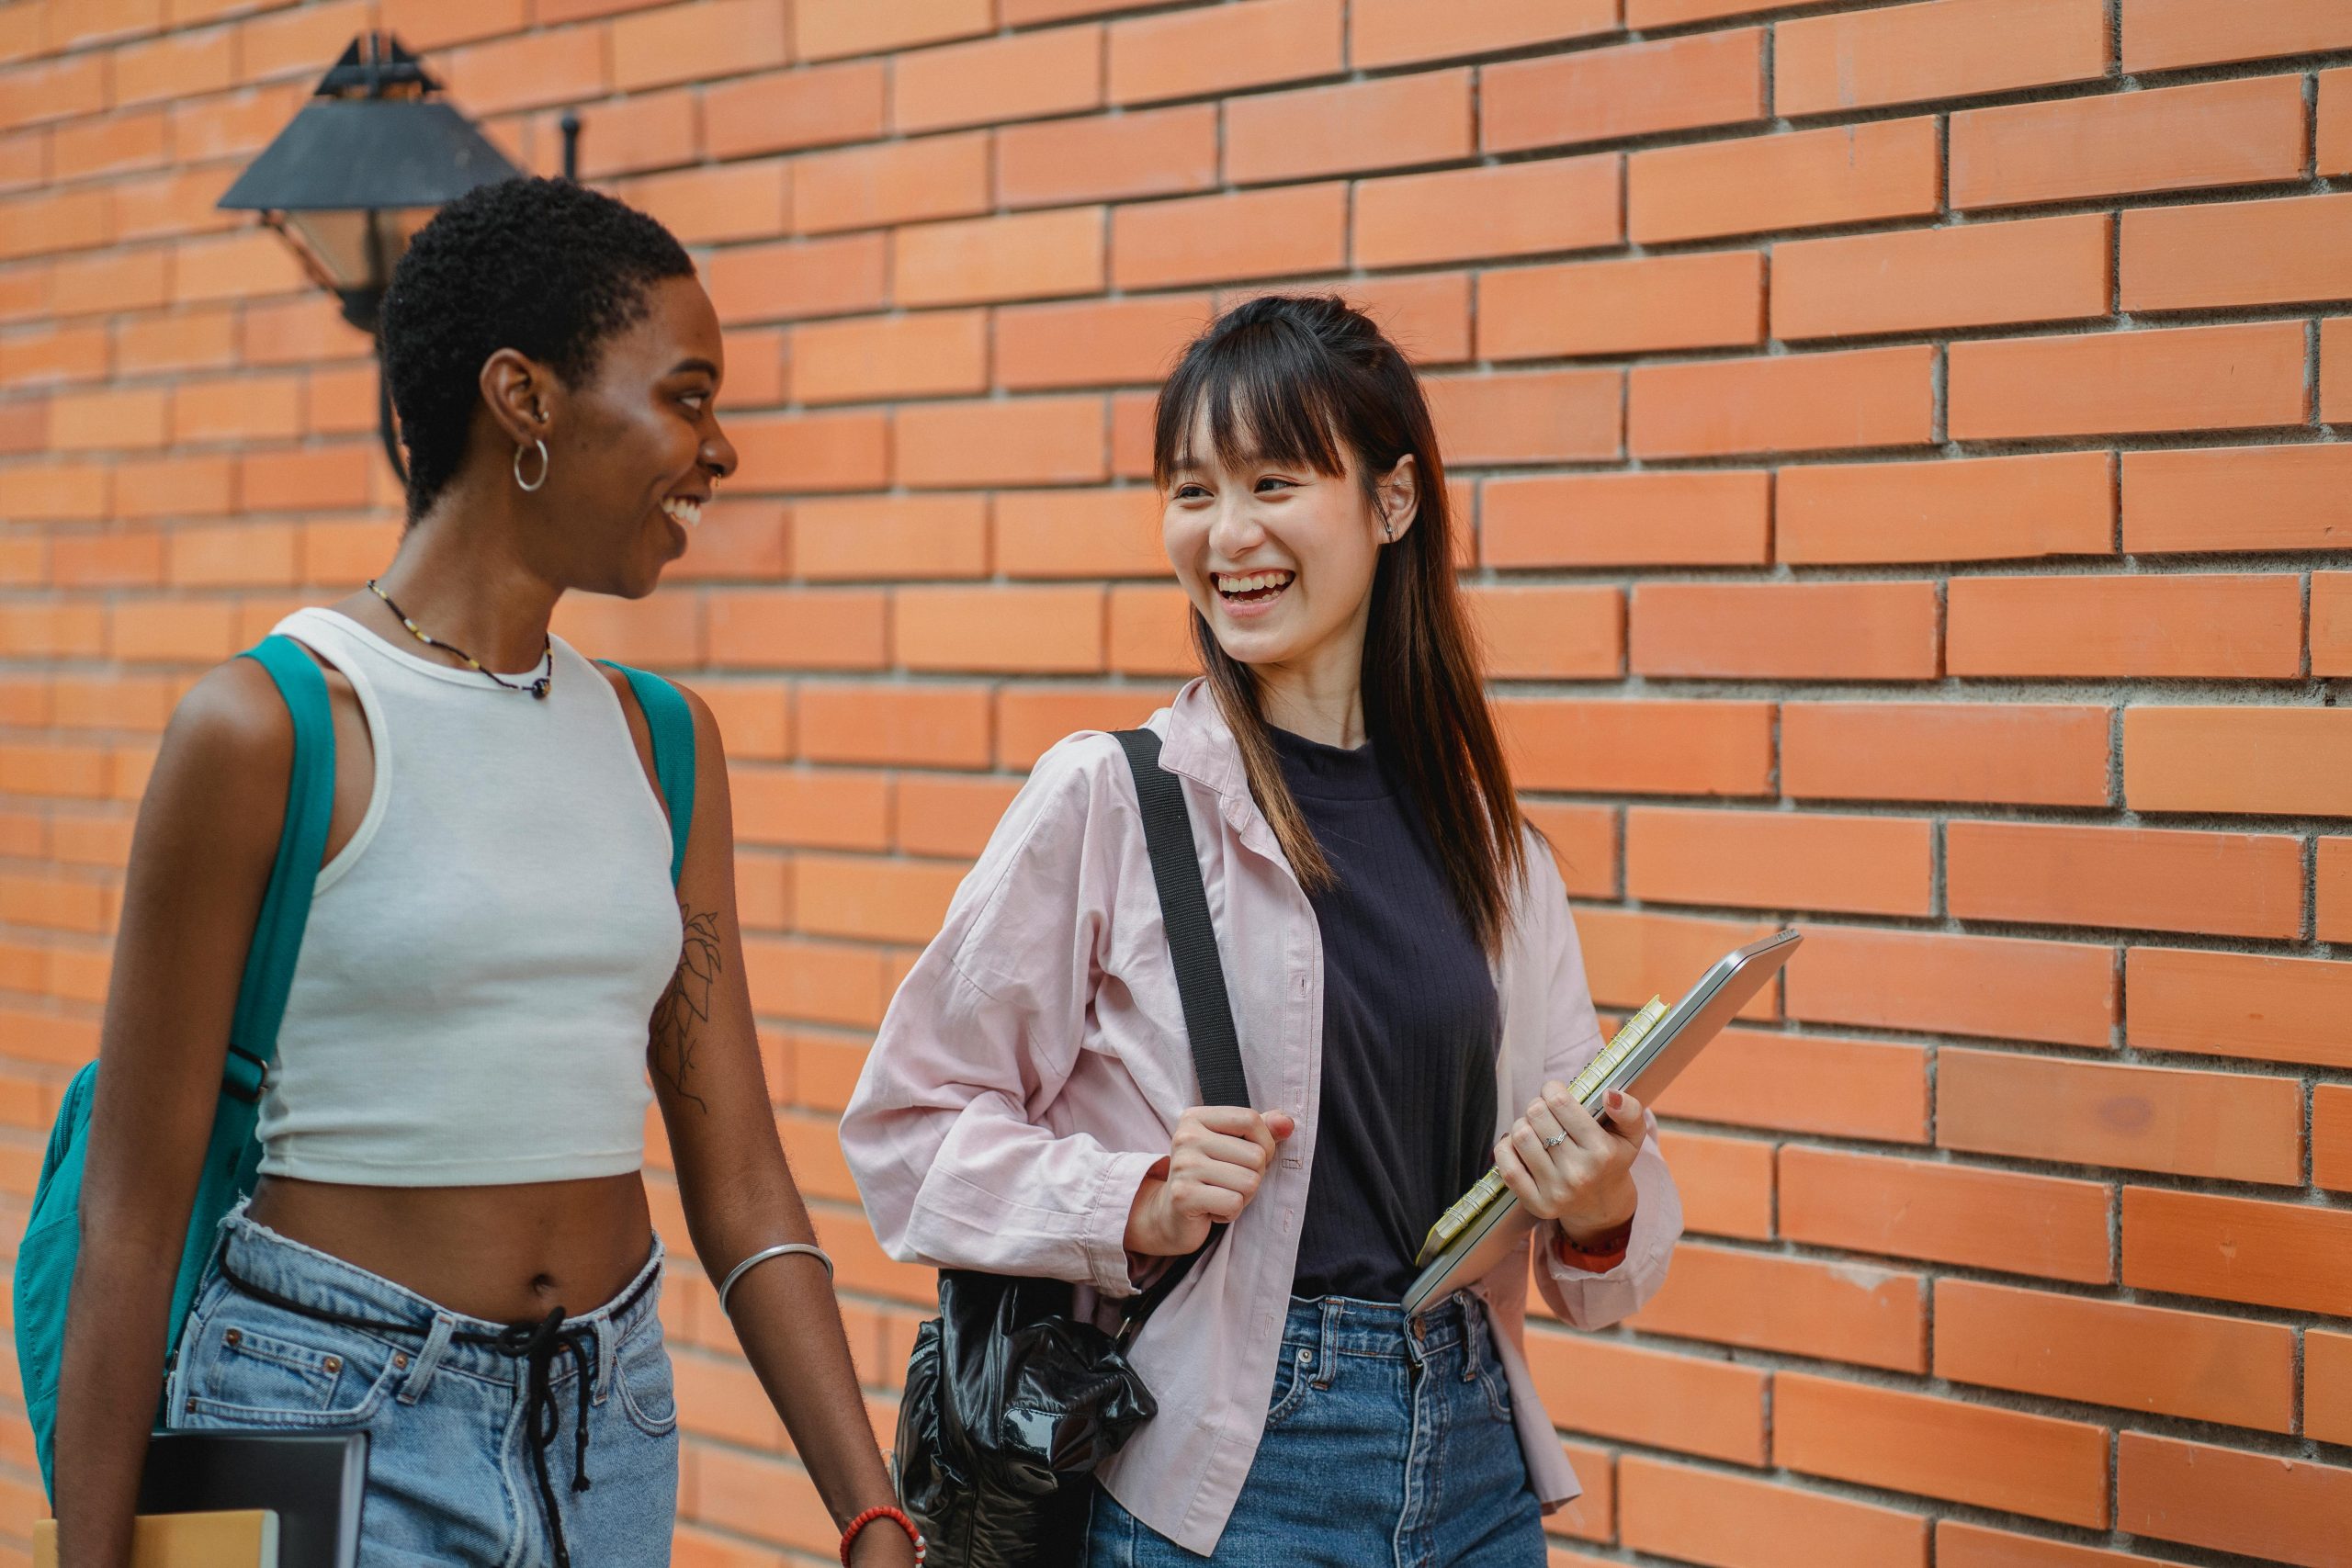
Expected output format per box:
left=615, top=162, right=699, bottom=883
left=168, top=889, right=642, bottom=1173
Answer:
left=1112, top=728, right=1253, bottom=1325
left=1113, top=729, right=1249, bottom=1109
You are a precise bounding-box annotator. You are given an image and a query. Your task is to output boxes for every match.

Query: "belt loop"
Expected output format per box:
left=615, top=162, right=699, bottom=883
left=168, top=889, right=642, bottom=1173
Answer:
left=595, top=1313, right=618, bottom=1405
left=1313, top=1298, right=1339, bottom=1389
left=1462, top=1295, right=1485, bottom=1383
left=398, top=1314, right=456, bottom=1405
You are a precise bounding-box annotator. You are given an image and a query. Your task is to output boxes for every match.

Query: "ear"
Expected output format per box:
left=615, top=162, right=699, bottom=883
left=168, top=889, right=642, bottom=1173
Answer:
left=479, top=347, right=558, bottom=449
left=1375, top=453, right=1420, bottom=543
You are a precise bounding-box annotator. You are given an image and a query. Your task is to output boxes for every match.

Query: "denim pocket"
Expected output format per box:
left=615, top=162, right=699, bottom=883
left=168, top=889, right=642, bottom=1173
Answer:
left=614, top=1327, right=677, bottom=1438
left=1262, top=1342, right=1317, bottom=1430
left=1475, top=1352, right=1514, bottom=1425
left=179, top=1311, right=395, bottom=1429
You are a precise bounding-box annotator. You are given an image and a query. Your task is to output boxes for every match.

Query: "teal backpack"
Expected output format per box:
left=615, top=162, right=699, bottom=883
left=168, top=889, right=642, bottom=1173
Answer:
left=14, top=634, right=697, bottom=1499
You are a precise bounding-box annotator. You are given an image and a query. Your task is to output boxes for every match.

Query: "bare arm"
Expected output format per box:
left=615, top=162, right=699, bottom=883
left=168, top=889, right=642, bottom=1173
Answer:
left=645, top=688, right=914, bottom=1567
left=52, top=661, right=292, bottom=1568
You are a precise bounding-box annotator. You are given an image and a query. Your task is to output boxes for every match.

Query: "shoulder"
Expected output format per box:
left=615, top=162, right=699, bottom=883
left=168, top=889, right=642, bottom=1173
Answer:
left=1507, top=818, right=1573, bottom=939
left=942, top=731, right=1149, bottom=976
left=961, top=729, right=1145, bottom=895
left=605, top=664, right=718, bottom=727
left=164, top=655, right=295, bottom=773
left=596, top=663, right=725, bottom=767
left=1011, top=728, right=1154, bottom=837
left=139, top=656, right=300, bottom=854
left=1030, top=727, right=1138, bottom=793
left=1517, top=818, right=1567, bottom=893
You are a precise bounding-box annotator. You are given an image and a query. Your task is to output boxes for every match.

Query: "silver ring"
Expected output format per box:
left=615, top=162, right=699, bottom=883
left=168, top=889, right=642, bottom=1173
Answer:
left=1542, top=1132, right=1568, bottom=1150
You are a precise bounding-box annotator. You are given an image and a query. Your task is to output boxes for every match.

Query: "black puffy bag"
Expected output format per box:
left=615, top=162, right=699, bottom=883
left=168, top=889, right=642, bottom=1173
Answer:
left=894, top=729, right=1253, bottom=1568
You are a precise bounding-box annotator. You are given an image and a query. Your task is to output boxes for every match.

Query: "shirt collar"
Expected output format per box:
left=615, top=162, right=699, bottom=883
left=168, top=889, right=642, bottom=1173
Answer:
left=1152, top=679, right=1290, bottom=866
left=1155, top=678, right=1248, bottom=800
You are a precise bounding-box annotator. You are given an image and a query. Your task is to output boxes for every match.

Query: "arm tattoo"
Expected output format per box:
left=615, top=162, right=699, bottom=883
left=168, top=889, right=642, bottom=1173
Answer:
left=650, top=904, right=722, bottom=1114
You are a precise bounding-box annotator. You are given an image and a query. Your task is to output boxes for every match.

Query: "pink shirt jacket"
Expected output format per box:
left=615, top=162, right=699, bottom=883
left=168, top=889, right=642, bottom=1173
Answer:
left=841, top=681, right=1682, bottom=1555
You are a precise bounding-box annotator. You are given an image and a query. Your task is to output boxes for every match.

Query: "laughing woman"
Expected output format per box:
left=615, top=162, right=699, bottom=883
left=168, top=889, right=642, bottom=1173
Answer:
left=51, top=180, right=917, bottom=1568
left=844, top=294, right=1682, bottom=1567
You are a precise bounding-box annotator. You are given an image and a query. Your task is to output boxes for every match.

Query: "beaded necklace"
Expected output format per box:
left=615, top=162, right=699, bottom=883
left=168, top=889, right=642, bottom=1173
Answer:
left=366, top=580, right=553, bottom=699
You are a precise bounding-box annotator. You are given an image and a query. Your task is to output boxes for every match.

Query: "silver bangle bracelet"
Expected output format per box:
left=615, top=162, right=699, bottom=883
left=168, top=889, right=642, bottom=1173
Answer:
left=717, top=1242, right=833, bottom=1314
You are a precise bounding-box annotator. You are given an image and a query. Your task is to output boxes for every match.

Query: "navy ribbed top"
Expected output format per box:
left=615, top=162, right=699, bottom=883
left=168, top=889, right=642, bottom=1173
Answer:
left=1272, top=724, right=1500, bottom=1303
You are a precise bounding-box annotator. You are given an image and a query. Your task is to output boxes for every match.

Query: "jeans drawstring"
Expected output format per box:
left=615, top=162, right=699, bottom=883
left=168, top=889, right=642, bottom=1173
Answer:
left=496, top=1306, right=598, bottom=1566
left=212, top=1252, right=650, bottom=1568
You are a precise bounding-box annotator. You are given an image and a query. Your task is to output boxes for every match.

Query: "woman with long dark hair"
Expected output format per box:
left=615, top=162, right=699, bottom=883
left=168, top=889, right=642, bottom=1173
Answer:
left=843, top=294, right=1680, bottom=1564
left=51, top=179, right=918, bottom=1568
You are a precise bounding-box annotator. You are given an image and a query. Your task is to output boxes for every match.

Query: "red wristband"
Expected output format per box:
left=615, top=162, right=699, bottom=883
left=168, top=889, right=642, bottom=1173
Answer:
left=1555, top=1216, right=1634, bottom=1273
left=841, top=1505, right=926, bottom=1566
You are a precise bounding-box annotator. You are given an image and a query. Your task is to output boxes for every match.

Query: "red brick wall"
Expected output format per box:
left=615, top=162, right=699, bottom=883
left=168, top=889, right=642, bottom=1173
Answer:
left=4, top=0, right=2352, bottom=1562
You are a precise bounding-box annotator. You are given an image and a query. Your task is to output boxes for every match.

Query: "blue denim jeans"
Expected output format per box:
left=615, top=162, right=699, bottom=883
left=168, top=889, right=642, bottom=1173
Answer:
left=164, top=1206, right=678, bottom=1568
left=1085, top=1292, right=1545, bottom=1568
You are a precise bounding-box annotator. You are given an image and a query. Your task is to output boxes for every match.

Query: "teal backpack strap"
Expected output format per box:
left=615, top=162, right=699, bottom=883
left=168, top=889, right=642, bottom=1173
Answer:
left=598, top=660, right=695, bottom=887
left=164, top=635, right=338, bottom=1325
left=222, top=635, right=337, bottom=1097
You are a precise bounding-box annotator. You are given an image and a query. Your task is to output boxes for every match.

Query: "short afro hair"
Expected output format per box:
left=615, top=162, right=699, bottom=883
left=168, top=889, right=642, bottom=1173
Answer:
left=379, top=177, right=695, bottom=521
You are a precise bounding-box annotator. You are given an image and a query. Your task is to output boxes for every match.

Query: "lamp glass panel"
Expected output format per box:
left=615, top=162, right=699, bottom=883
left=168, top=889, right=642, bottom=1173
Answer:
left=279, top=207, right=442, bottom=294
left=279, top=209, right=379, bottom=292
left=377, top=207, right=438, bottom=276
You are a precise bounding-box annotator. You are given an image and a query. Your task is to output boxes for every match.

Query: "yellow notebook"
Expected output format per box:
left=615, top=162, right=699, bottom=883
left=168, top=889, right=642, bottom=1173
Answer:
left=36, top=1510, right=278, bottom=1568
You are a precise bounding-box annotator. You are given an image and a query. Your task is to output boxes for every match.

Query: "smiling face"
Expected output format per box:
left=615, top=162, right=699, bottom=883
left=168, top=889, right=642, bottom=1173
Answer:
left=1162, top=399, right=1415, bottom=690
left=537, top=273, right=737, bottom=599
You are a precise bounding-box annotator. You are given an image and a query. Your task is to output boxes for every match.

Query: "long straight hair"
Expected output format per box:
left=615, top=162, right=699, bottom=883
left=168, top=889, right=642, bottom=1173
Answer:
left=1153, top=294, right=1527, bottom=955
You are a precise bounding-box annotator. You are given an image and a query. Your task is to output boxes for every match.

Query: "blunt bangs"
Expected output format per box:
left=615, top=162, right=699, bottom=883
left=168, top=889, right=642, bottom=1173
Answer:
left=1152, top=310, right=1354, bottom=488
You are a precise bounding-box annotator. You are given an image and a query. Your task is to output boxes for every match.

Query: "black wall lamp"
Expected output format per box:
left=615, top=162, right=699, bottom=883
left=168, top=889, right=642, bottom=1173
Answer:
left=217, top=32, right=533, bottom=482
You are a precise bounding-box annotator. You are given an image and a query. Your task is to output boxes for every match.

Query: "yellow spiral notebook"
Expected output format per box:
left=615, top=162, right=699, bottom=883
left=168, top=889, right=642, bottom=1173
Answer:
left=36, top=1510, right=277, bottom=1567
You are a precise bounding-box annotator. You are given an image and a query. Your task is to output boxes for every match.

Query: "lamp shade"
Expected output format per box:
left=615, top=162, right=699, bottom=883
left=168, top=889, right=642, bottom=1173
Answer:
left=218, top=98, right=518, bottom=223
left=217, top=37, right=522, bottom=324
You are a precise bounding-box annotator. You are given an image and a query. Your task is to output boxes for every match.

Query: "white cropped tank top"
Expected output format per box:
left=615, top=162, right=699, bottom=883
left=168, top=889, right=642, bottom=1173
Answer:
left=257, top=607, right=684, bottom=1185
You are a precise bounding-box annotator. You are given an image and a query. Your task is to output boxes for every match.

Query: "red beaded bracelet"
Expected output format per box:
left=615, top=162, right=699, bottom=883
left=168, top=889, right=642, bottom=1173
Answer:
left=840, top=1505, right=926, bottom=1566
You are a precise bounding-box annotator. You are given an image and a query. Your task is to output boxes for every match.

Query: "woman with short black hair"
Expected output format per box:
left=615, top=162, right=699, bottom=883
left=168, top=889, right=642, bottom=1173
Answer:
left=52, top=178, right=917, bottom=1568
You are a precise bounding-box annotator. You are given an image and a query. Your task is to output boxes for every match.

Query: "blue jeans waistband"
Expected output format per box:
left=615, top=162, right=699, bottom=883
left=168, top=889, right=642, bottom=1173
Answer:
left=213, top=1202, right=664, bottom=1385
left=1282, top=1290, right=1491, bottom=1363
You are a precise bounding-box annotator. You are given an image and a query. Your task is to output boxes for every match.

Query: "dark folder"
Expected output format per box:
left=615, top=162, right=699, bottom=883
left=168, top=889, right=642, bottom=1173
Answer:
left=134, top=1431, right=368, bottom=1568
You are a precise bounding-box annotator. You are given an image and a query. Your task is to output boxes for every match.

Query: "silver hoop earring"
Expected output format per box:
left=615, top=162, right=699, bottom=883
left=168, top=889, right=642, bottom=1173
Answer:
left=1382, top=518, right=1395, bottom=542
left=514, top=438, right=549, bottom=493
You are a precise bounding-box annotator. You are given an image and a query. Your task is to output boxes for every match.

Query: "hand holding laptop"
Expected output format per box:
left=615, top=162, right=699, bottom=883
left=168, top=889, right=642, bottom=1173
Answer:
left=1492, top=1080, right=1644, bottom=1247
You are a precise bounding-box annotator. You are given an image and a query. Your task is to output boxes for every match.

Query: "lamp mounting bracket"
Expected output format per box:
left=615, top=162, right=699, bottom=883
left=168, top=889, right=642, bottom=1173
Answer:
left=316, top=32, right=439, bottom=99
